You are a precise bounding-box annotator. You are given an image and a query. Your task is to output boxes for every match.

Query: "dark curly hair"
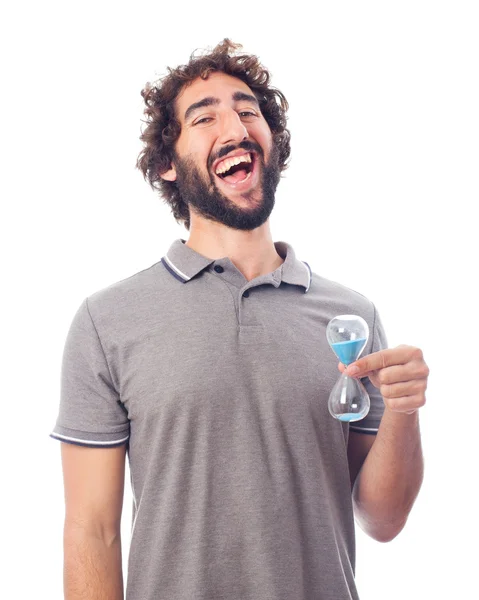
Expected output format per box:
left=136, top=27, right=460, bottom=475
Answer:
left=136, top=39, right=291, bottom=231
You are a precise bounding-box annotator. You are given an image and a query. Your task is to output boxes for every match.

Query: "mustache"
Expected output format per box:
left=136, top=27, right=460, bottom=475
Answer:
left=209, top=140, right=263, bottom=168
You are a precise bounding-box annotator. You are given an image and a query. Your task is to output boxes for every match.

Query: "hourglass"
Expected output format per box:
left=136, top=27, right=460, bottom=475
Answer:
left=326, top=315, right=370, bottom=422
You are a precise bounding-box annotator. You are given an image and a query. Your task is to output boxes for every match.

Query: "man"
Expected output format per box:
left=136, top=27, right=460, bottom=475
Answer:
left=51, top=39, right=429, bottom=600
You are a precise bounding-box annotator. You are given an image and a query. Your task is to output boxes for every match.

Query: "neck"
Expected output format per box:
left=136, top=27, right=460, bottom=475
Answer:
left=185, top=220, right=284, bottom=282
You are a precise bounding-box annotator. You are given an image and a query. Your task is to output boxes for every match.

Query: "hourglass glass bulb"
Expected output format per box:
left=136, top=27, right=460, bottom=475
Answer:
left=326, top=315, right=371, bottom=422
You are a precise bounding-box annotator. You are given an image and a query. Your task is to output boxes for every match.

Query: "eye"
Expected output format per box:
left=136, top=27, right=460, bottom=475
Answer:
left=239, top=111, right=257, bottom=118
left=194, top=117, right=213, bottom=125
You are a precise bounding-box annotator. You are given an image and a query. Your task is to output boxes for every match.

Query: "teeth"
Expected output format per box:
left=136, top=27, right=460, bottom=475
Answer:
left=215, top=153, right=252, bottom=175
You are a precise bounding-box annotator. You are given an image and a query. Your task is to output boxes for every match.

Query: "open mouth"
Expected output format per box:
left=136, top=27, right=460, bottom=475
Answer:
left=213, top=152, right=257, bottom=187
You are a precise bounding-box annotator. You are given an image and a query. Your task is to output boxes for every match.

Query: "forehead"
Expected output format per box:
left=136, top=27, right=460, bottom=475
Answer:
left=175, top=72, right=257, bottom=121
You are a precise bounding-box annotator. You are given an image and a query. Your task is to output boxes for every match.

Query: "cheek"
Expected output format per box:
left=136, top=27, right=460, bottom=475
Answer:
left=177, top=129, right=205, bottom=155
left=253, top=127, right=273, bottom=161
left=185, top=138, right=214, bottom=166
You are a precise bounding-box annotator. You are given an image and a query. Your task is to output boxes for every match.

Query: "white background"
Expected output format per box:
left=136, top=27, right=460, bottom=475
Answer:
left=2, top=1, right=477, bottom=598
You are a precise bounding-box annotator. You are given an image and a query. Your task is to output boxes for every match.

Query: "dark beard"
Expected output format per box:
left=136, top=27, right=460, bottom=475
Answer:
left=173, top=140, right=281, bottom=231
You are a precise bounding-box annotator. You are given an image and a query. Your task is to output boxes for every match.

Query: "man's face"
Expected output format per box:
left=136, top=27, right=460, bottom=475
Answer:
left=164, top=71, right=281, bottom=231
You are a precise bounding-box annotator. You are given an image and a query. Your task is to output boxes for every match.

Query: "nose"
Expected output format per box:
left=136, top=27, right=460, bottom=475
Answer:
left=218, top=110, right=248, bottom=145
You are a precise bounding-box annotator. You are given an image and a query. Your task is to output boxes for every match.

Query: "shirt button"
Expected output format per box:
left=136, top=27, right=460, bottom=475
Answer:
left=243, top=290, right=250, bottom=298
left=214, top=265, right=224, bottom=273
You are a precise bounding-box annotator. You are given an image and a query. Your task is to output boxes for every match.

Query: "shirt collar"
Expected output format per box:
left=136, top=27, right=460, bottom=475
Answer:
left=161, top=239, right=312, bottom=293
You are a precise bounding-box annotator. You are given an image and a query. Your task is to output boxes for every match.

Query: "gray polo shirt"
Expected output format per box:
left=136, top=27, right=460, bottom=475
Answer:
left=50, top=238, right=388, bottom=600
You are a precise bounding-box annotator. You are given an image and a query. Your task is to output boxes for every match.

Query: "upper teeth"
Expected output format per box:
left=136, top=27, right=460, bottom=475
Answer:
left=215, top=153, right=252, bottom=175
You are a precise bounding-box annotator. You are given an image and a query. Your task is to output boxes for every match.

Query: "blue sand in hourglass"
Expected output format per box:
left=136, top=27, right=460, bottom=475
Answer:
left=337, top=413, right=362, bottom=422
left=331, top=338, right=367, bottom=366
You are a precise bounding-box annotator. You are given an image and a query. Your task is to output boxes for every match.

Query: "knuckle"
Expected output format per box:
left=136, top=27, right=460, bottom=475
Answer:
left=413, top=347, right=424, bottom=361
left=414, top=380, right=424, bottom=393
left=380, top=384, right=390, bottom=397
left=387, top=398, right=400, bottom=411
left=411, top=394, right=426, bottom=409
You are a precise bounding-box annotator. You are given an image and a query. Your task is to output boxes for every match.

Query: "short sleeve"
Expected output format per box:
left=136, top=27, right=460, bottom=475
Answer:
left=49, top=297, right=130, bottom=448
left=349, top=303, right=388, bottom=435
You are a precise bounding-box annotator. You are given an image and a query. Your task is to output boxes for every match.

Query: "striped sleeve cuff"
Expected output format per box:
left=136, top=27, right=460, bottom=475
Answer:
left=349, top=424, right=379, bottom=435
left=49, top=425, right=129, bottom=448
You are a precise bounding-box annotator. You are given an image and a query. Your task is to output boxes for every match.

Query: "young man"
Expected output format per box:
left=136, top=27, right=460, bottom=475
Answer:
left=51, top=39, right=429, bottom=600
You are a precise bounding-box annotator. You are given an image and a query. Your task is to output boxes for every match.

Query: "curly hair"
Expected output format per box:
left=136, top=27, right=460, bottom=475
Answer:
left=136, top=39, right=291, bottom=231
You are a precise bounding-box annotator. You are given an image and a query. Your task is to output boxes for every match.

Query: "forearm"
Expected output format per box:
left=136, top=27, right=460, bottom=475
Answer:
left=352, top=408, right=424, bottom=542
left=64, top=525, right=124, bottom=600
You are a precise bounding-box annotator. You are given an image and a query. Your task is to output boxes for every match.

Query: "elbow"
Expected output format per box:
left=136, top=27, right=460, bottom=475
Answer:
left=358, top=515, right=408, bottom=543
left=64, top=518, right=121, bottom=548
left=353, top=496, right=409, bottom=542
left=372, top=523, right=405, bottom=543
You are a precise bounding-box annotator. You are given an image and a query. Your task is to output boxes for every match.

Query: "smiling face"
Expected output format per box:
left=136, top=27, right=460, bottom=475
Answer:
left=160, top=71, right=282, bottom=231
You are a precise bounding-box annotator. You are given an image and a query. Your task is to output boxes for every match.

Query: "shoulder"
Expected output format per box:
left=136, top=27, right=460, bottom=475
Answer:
left=307, top=268, right=375, bottom=316
left=86, top=260, right=168, bottom=318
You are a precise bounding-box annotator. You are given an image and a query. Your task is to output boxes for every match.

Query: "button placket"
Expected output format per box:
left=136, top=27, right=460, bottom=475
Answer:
left=238, top=284, right=254, bottom=326
left=238, top=285, right=270, bottom=344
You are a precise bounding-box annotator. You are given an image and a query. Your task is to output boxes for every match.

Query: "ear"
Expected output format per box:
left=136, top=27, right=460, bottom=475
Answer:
left=160, top=163, right=177, bottom=182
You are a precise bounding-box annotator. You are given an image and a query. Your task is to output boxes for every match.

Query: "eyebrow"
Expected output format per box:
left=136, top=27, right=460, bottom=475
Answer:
left=184, top=91, right=260, bottom=122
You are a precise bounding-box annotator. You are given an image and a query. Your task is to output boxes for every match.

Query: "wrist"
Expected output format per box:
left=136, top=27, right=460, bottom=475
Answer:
left=382, top=406, right=420, bottom=427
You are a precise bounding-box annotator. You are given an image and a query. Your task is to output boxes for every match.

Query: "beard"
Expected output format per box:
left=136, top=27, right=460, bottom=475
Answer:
left=172, top=140, right=282, bottom=231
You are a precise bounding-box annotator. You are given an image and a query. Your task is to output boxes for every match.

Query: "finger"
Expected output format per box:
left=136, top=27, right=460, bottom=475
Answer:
left=374, top=364, right=419, bottom=385
left=385, top=393, right=426, bottom=412
left=346, top=345, right=415, bottom=377
left=380, top=378, right=427, bottom=398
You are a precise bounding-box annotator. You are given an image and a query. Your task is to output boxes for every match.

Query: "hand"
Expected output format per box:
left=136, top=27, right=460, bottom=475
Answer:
left=338, top=345, right=429, bottom=415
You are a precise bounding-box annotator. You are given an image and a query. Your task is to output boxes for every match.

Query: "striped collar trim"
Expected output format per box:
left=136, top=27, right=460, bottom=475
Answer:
left=161, top=239, right=312, bottom=293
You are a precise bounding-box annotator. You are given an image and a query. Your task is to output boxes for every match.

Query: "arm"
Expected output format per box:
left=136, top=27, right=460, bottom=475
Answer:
left=348, top=411, right=424, bottom=542
left=61, top=442, right=127, bottom=600
left=344, top=344, right=428, bottom=542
